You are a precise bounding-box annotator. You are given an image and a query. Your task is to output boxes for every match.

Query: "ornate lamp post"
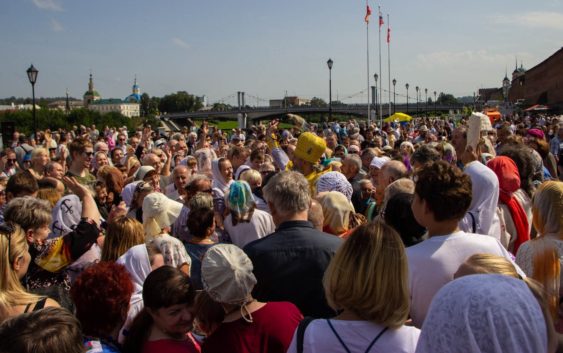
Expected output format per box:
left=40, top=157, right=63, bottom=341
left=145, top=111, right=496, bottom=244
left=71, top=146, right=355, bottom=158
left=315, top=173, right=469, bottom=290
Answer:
left=415, top=86, right=419, bottom=114
left=327, top=58, right=333, bottom=120
left=405, top=83, right=409, bottom=114
left=26, top=64, right=38, bottom=141
left=392, top=78, right=397, bottom=114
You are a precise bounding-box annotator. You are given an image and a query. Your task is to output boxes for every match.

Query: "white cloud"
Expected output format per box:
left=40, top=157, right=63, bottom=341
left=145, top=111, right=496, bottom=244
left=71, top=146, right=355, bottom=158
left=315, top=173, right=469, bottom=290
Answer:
left=32, top=0, right=63, bottom=11
left=491, top=11, right=563, bottom=30
left=50, top=18, right=63, bottom=32
left=172, top=37, right=190, bottom=49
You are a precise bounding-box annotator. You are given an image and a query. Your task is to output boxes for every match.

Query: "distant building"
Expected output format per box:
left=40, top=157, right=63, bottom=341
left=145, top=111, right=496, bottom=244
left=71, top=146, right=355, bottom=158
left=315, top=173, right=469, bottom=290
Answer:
left=0, top=103, right=40, bottom=112
left=89, top=99, right=140, bottom=118
left=83, top=73, right=140, bottom=117
left=124, top=77, right=141, bottom=103
left=47, top=100, right=83, bottom=111
left=477, top=88, right=504, bottom=105
left=83, top=73, right=101, bottom=107
left=269, top=96, right=311, bottom=108
left=508, top=48, right=563, bottom=110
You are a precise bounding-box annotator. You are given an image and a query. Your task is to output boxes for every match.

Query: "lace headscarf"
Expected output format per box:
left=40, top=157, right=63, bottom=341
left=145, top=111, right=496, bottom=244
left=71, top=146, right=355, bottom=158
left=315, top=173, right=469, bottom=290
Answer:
left=416, top=274, right=548, bottom=353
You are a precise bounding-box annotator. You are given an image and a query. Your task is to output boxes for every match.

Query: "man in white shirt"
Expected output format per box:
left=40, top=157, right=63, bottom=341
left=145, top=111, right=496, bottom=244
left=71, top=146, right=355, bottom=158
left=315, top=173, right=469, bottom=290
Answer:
left=407, top=161, right=516, bottom=328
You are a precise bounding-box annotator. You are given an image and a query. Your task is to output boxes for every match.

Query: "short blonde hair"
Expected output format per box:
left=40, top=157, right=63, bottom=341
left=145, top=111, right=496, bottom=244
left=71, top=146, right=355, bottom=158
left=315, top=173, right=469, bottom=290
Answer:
left=101, top=216, right=145, bottom=262
left=239, top=169, right=261, bottom=187
left=31, top=148, right=48, bottom=160
left=323, top=221, right=409, bottom=328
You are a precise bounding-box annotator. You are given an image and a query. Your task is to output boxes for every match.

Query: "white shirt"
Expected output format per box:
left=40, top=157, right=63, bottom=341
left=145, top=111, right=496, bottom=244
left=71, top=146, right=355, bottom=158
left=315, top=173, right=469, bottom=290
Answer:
left=407, top=231, right=518, bottom=328
left=287, top=319, right=419, bottom=353
left=223, top=209, right=275, bottom=248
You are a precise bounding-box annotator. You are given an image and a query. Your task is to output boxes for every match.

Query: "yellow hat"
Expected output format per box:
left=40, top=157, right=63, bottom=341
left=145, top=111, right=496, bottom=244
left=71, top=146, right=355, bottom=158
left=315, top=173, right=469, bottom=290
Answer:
left=294, top=132, right=327, bottom=164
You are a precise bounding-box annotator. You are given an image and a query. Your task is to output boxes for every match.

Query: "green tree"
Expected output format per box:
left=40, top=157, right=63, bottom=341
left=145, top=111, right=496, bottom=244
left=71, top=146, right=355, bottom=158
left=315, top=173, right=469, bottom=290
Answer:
left=140, top=93, right=160, bottom=117
left=309, top=97, right=327, bottom=107
left=212, top=103, right=232, bottom=111
left=437, top=93, right=458, bottom=105
left=159, top=91, right=202, bottom=113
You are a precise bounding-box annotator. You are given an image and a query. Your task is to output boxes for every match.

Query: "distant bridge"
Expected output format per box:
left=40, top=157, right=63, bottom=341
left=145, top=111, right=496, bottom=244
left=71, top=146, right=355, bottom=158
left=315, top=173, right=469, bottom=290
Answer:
left=162, top=103, right=464, bottom=125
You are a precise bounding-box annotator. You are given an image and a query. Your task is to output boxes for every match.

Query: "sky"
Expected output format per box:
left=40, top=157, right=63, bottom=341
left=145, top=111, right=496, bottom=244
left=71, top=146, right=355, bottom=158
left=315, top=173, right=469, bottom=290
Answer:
left=1, top=0, right=562, bottom=106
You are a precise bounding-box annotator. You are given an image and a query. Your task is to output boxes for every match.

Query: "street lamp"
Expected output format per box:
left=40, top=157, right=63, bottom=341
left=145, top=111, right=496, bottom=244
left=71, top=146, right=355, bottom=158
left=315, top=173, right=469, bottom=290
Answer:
left=327, top=58, right=333, bottom=120
left=374, top=73, right=379, bottom=125
left=425, top=88, right=428, bottom=115
left=415, top=86, right=419, bottom=114
left=392, top=78, right=397, bottom=114
left=433, top=91, right=437, bottom=114
left=405, top=83, right=409, bottom=113
left=26, top=64, right=38, bottom=141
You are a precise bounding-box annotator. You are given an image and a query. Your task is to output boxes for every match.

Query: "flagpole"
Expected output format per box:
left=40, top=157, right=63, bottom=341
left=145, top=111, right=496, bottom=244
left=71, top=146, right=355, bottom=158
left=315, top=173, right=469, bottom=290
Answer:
left=378, top=6, right=383, bottom=127
left=387, top=13, right=391, bottom=117
left=366, top=1, right=370, bottom=126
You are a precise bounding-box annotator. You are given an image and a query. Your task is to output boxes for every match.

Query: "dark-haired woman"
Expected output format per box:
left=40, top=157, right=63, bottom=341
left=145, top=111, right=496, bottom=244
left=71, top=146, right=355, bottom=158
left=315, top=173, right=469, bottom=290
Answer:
left=123, top=266, right=199, bottom=353
left=185, top=207, right=217, bottom=290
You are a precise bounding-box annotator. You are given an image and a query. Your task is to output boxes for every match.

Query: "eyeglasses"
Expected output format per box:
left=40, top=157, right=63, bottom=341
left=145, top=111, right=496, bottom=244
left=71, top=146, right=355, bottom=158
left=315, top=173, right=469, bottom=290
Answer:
left=7, top=159, right=16, bottom=163
left=83, top=151, right=94, bottom=157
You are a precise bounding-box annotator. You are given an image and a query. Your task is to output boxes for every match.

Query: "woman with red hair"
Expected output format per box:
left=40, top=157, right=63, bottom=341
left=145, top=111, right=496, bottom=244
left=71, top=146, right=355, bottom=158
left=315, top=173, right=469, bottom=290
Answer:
left=71, top=261, right=134, bottom=352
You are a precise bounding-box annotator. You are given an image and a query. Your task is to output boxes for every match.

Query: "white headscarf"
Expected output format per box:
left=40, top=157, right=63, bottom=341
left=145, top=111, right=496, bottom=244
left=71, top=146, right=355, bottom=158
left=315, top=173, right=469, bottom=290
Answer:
left=459, top=161, right=501, bottom=237
left=50, top=194, right=82, bottom=237
left=116, top=244, right=152, bottom=308
left=212, top=158, right=233, bottom=193
left=416, top=274, right=548, bottom=353
left=121, top=181, right=141, bottom=208
left=116, top=243, right=152, bottom=344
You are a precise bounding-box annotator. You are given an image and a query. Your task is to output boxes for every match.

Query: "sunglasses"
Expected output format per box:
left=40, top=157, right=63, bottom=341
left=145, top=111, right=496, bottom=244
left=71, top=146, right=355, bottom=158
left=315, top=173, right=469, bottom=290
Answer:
left=83, top=151, right=94, bottom=157
left=7, top=159, right=16, bottom=163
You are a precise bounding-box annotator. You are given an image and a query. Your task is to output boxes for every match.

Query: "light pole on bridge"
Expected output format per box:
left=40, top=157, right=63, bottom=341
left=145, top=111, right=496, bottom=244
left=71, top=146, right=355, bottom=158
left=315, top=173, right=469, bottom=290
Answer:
left=434, top=91, right=437, bottom=115
left=405, top=83, right=409, bottom=114
left=392, top=78, right=396, bottom=114
left=415, top=86, right=419, bottom=115
left=327, top=58, right=333, bottom=121
left=374, top=73, right=379, bottom=126
left=425, top=88, right=428, bottom=116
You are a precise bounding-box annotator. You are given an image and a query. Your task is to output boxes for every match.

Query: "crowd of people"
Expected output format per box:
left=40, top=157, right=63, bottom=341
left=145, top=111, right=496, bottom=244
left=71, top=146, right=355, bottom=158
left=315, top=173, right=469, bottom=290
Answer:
left=0, top=112, right=562, bottom=353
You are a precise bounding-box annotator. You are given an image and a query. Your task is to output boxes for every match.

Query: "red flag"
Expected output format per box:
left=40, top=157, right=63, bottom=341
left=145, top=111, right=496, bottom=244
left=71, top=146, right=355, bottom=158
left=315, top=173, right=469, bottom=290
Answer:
left=378, top=7, right=384, bottom=27
left=365, top=5, right=372, bottom=23
left=387, top=26, right=391, bottom=43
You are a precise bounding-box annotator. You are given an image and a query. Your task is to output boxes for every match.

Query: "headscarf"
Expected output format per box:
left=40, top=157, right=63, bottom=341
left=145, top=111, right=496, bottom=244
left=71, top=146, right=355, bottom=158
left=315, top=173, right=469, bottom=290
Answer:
left=228, top=181, right=254, bottom=219
left=142, top=192, right=183, bottom=238
left=116, top=244, right=152, bottom=343
left=316, top=171, right=353, bottom=202
left=50, top=194, right=82, bottom=237
left=116, top=244, right=151, bottom=307
left=459, top=161, right=501, bottom=237
left=487, top=156, right=530, bottom=253
left=121, top=181, right=141, bottom=208
left=211, top=159, right=233, bottom=193
left=416, top=274, right=548, bottom=353
left=202, top=244, right=257, bottom=323
left=317, top=191, right=355, bottom=237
